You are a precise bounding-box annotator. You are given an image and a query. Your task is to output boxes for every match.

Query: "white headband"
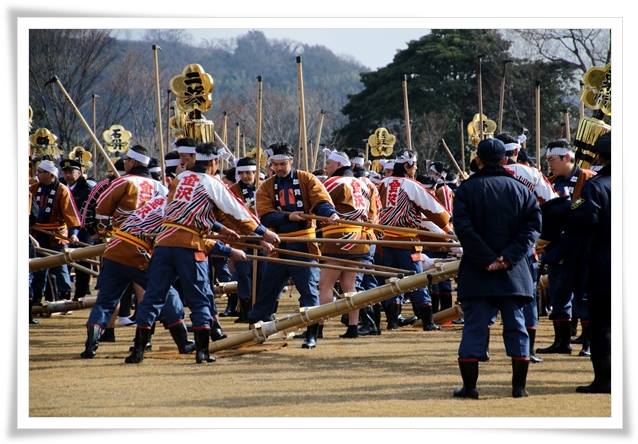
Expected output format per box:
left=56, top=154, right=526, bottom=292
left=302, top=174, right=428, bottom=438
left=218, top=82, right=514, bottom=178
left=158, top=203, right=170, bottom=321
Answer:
left=196, top=153, right=219, bottom=161
left=177, top=146, right=197, bottom=155
left=149, top=166, right=161, bottom=173
left=270, top=154, right=293, bottom=161
left=165, top=159, right=181, bottom=167
left=236, top=165, right=257, bottom=172
left=504, top=143, right=521, bottom=152
left=382, top=160, right=395, bottom=170
left=125, top=150, right=150, bottom=166
left=328, top=151, right=351, bottom=167
left=350, top=156, right=364, bottom=166
left=37, top=160, right=58, bottom=177
left=546, top=147, right=574, bottom=158
left=395, top=152, right=417, bottom=164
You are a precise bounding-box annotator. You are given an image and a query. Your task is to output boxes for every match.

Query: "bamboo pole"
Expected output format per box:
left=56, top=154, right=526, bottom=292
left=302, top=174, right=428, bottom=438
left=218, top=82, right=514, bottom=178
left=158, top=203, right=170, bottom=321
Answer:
left=209, top=261, right=460, bottom=352
left=402, top=74, right=413, bottom=150
left=477, top=55, right=485, bottom=140
left=498, top=60, right=512, bottom=134
left=459, top=120, right=466, bottom=173
left=165, top=89, right=171, bottom=167
left=365, top=142, right=370, bottom=164
left=35, top=248, right=98, bottom=276
left=579, top=81, right=585, bottom=120
left=296, top=56, right=309, bottom=171
left=286, top=211, right=457, bottom=240
left=241, top=134, right=246, bottom=157
left=440, top=139, right=468, bottom=180
left=218, top=253, right=401, bottom=278
left=31, top=227, right=91, bottom=247
left=252, top=76, right=264, bottom=305
left=235, top=122, right=241, bottom=159
left=311, top=110, right=325, bottom=171
left=152, top=45, right=166, bottom=177
left=222, top=112, right=228, bottom=145
left=45, top=76, right=119, bottom=177
left=564, top=110, right=571, bottom=141
left=535, top=81, right=541, bottom=168
left=277, top=237, right=460, bottom=248
left=29, top=243, right=107, bottom=272
left=233, top=242, right=414, bottom=275
left=91, top=93, right=98, bottom=178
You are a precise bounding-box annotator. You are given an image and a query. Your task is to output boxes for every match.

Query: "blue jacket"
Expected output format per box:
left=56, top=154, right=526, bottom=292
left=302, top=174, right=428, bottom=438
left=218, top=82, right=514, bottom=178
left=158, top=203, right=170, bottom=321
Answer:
left=453, top=166, right=541, bottom=300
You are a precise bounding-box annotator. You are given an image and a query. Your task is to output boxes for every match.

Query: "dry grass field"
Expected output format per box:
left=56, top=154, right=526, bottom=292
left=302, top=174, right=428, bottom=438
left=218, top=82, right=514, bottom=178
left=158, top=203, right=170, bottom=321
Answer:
left=28, top=294, right=611, bottom=418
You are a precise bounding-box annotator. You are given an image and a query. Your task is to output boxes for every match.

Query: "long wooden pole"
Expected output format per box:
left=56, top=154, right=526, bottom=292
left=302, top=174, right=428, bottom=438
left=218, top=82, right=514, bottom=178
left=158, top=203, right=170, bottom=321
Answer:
left=497, top=60, right=512, bottom=134
left=477, top=55, right=485, bottom=140
left=296, top=56, right=309, bottom=171
left=287, top=212, right=457, bottom=240
left=91, top=93, right=98, bottom=178
left=29, top=243, right=107, bottom=273
left=564, top=110, right=571, bottom=141
left=579, top=81, right=585, bottom=120
left=233, top=242, right=414, bottom=275
left=440, top=138, right=468, bottom=180
left=277, top=237, right=460, bottom=248
left=165, top=89, right=171, bottom=161
left=222, top=112, right=228, bottom=145
left=252, top=75, right=264, bottom=306
left=45, top=76, right=119, bottom=177
left=209, top=261, right=460, bottom=353
left=152, top=45, right=166, bottom=177
left=311, top=110, right=325, bottom=171
left=459, top=120, right=466, bottom=173
left=35, top=248, right=98, bottom=276
left=535, top=81, right=541, bottom=168
left=241, top=134, right=246, bottom=157
left=402, top=74, right=413, bottom=150
left=235, top=122, right=241, bottom=159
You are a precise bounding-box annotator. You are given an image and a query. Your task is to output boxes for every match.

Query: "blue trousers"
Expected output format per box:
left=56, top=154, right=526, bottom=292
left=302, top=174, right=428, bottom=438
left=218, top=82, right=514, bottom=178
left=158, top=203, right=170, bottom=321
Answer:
left=87, top=258, right=184, bottom=328
left=210, top=256, right=232, bottom=283
left=248, top=243, right=319, bottom=323
left=458, top=297, right=529, bottom=360
left=547, top=263, right=573, bottom=320
left=523, top=257, right=539, bottom=328
left=379, top=247, right=431, bottom=309
left=136, top=247, right=212, bottom=329
left=355, top=245, right=378, bottom=292
left=31, top=242, right=72, bottom=300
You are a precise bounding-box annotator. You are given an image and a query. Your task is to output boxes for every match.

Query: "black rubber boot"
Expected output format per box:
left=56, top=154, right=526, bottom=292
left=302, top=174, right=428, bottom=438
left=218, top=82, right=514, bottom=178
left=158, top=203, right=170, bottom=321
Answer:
left=234, top=299, right=251, bottom=324
left=29, top=299, right=38, bottom=325
left=430, top=292, right=440, bottom=313
left=80, top=324, right=104, bottom=359
left=124, top=328, right=153, bottom=364
left=128, top=323, right=154, bottom=352
left=512, top=359, right=530, bottom=398
left=194, top=329, right=215, bottom=363
left=302, top=324, right=319, bottom=349
left=220, top=293, right=239, bottom=317
left=579, top=322, right=591, bottom=357
left=317, top=324, right=324, bottom=339
left=576, top=355, right=611, bottom=394
left=528, top=328, right=543, bottom=363
left=168, top=323, right=195, bottom=354
left=100, top=327, right=116, bottom=343
left=420, top=305, right=440, bottom=331
left=536, top=321, right=572, bottom=354
left=340, top=325, right=359, bottom=339
left=440, top=292, right=453, bottom=310
left=385, top=303, right=400, bottom=330
left=372, top=304, right=382, bottom=335
left=210, top=319, right=227, bottom=341
left=453, top=360, right=479, bottom=399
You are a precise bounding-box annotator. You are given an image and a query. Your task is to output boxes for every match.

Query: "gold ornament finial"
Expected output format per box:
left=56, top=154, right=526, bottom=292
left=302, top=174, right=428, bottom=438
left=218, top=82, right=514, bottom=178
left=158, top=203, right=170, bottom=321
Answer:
left=466, top=113, right=497, bottom=147
left=102, top=124, right=133, bottom=159
left=170, top=64, right=214, bottom=114
left=368, top=127, right=396, bottom=158
left=30, top=128, right=61, bottom=160
left=581, top=64, right=611, bottom=117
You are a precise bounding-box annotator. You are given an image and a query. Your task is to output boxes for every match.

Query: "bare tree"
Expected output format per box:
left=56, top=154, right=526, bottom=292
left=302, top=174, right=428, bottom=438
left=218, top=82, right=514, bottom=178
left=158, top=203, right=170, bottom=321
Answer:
left=514, top=29, right=611, bottom=74
left=30, top=30, right=116, bottom=152
left=142, top=29, right=193, bottom=45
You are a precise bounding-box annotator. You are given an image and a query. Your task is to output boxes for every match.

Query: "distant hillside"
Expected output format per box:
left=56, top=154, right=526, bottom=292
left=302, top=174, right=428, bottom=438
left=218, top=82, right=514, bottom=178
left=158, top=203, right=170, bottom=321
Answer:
left=29, top=29, right=367, bottom=155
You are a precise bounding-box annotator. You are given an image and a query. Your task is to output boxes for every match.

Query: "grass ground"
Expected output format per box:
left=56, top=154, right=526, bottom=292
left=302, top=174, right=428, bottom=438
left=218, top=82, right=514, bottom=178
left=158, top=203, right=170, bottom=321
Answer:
left=28, top=294, right=610, bottom=418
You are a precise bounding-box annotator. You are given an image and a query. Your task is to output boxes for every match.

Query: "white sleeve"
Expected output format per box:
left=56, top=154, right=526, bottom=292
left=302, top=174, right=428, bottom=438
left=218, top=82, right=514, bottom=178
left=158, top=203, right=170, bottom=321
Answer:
left=207, top=176, right=257, bottom=223
left=404, top=180, right=447, bottom=215
left=533, top=170, right=559, bottom=202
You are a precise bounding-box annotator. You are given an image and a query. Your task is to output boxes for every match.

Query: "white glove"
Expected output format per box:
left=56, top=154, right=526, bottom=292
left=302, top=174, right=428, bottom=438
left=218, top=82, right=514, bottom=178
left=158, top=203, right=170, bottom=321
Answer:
left=450, top=246, right=463, bottom=255
left=420, top=253, right=435, bottom=269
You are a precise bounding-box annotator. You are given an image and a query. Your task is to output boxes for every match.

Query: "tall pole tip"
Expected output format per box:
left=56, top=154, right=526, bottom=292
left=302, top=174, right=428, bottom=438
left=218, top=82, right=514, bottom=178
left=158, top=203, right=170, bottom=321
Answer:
left=535, top=80, right=541, bottom=88
left=296, top=55, right=302, bottom=63
left=44, top=76, right=59, bottom=86
left=257, top=75, right=262, bottom=82
left=223, top=111, right=227, bottom=116
left=152, top=44, right=161, bottom=51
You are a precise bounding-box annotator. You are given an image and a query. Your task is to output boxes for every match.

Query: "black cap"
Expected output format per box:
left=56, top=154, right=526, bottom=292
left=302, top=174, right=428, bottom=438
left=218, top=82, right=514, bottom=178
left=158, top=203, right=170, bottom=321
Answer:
left=60, top=158, right=82, bottom=171
left=477, top=138, right=506, bottom=164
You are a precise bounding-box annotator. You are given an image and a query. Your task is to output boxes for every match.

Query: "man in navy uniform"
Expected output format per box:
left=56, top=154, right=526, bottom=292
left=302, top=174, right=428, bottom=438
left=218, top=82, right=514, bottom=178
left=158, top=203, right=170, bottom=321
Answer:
left=452, top=138, right=541, bottom=399
left=569, top=133, right=612, bottom=393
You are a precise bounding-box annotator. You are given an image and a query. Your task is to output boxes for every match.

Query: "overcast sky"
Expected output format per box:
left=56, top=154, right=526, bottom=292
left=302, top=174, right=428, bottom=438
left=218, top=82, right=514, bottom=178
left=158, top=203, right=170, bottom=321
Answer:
left=117, top=28, right=430, bottom=70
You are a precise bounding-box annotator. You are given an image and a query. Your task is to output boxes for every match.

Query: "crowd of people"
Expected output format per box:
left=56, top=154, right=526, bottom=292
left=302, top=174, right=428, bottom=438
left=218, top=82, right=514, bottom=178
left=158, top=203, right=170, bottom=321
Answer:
left=28, top=130, right=612, bottom=398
